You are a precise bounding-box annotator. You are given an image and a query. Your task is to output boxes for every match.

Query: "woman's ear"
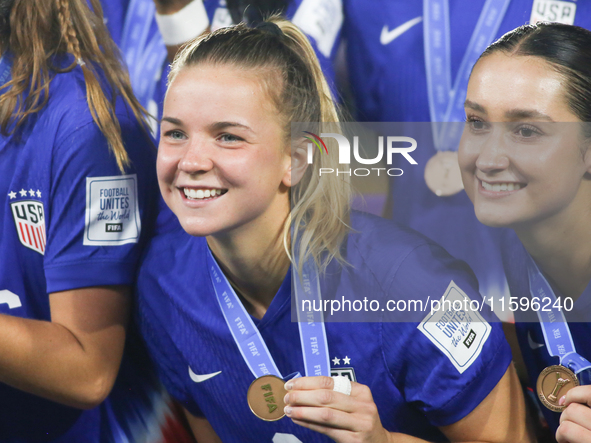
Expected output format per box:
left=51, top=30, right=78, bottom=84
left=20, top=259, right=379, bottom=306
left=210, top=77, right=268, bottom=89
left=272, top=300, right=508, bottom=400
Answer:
left=582, top=131, right=591, bottom=176
left=584, top=136, right=591, bottom=175
left=283, top=137, right=310, bottom=187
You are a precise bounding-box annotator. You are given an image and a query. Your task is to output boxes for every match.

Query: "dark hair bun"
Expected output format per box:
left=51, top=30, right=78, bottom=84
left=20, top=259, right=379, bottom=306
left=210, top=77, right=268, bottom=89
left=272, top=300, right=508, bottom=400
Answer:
left=251, top=20, right=284, bottom=37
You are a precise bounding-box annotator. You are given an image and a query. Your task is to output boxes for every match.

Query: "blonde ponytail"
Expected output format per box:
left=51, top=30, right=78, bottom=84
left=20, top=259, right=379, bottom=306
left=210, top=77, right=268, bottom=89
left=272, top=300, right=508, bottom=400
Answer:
left=272, top=18, right=350, bottom=274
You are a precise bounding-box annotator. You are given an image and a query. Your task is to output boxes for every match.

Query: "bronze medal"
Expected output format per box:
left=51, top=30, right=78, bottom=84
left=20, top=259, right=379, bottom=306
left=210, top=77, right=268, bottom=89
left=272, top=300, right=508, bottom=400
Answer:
left=424, top=151, right=464, bottom=197
left=536, top=365, right=579, bottom=412
left=247, top=375, right=287, bottom=421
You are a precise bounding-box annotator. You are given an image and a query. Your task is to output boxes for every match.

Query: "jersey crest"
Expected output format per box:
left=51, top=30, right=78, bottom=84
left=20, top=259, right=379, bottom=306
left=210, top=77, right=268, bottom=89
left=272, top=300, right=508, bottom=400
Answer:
left=331, top=355, right=357, bottom=381
left=331, top=367, right=356, bottom=381
left=11, top=199, right=46, bottom=255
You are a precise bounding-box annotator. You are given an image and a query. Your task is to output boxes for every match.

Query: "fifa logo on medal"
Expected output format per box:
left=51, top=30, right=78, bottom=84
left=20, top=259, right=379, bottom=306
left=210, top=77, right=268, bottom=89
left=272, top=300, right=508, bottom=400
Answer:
left=261, top=383, right=279, bottom=414
left=247, top=375, right=287, bottom=421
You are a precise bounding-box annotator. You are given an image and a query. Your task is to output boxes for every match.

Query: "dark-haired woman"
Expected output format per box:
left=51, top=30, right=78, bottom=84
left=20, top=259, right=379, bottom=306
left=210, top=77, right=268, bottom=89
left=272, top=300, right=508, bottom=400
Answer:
left=459, top=22, right=591, bottom=443
left=137, top=16, right=533, bottom=443
left=0, top=0, right=166, bottom=441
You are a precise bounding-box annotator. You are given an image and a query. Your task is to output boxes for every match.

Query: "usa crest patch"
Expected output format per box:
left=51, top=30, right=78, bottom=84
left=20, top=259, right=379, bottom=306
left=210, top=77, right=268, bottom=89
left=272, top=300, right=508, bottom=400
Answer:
left=11, top=200, right=46, bottom=255
left=331, top=367, right=357, bottom=382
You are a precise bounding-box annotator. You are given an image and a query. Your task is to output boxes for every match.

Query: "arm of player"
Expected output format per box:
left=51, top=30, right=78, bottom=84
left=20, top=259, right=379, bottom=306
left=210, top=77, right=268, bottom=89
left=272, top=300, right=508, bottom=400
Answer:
left=153, top=0, right=194, bottom=14
left=439, top=364, right=533, bottom=442
left=555, top=385, right=591, bottom=443
left=284, top=365, right=534, bottom=443
left=0, top=285, right=129, bottom=409
left=183, top=408, right=223, bottom=443
left=153, top=0, right=210, bottom=62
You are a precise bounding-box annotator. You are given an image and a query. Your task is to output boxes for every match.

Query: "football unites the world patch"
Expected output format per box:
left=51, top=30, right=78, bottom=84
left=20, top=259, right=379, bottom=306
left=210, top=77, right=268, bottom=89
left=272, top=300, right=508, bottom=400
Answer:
left=418, top=281, right=492, bottom=374
left=11, top=200, right=46, bottom=255
left=84, top=174, right=141, bottom=246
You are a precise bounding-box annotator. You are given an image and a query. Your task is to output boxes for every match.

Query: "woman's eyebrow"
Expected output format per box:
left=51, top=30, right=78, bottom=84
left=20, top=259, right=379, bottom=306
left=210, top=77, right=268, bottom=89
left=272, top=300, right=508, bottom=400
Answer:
left=504, top=109, right=554, bottom=121
left=159, top=118, right=256, bottom=134
left=464, top=100, right=555, bottom=121
left=208, top=121, right=253, bottom=133
left=464, top=100, right=487, bottom=114
left=161, top=116, right=183, bottom=125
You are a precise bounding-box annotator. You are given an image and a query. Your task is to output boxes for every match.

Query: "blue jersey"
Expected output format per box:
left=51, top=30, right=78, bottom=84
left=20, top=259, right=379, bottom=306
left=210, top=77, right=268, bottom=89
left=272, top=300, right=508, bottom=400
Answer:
left=101, top=0, right=131, bottom=48
left=0, top=57, right=165, bottom=442
left=342, top=0, right=590, bottom=309
left=502, top=238, right=591, bottom=433
left=101, top=0, right=343, bottom=138
left=137, top=211, right=512, bottom=442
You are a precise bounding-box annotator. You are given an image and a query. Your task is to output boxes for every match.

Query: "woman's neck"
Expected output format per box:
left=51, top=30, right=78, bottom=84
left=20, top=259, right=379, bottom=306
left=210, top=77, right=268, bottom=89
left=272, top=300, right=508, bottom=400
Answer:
left=515, top=204, right=591, bottom=301
left=207, top=217, right=291, bottom=320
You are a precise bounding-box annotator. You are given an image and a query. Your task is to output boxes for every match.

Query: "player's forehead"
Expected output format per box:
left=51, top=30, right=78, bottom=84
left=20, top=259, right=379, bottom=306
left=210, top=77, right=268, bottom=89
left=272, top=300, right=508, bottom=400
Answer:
left=163, top=64, right=283, bottom=130
left=467, top=53, right=574, bottom=122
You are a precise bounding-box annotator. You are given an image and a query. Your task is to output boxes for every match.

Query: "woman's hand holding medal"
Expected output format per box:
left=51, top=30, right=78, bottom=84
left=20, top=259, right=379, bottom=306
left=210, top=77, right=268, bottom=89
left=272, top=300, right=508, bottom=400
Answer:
left=283, top=376, right=393, bottom=443
left=556, top=385, right=591, bottom=443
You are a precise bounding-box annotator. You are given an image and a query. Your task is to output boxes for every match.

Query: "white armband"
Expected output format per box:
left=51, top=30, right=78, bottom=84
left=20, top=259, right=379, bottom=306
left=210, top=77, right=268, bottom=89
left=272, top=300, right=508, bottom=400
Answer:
left=155, top=0, right=209, bottom=46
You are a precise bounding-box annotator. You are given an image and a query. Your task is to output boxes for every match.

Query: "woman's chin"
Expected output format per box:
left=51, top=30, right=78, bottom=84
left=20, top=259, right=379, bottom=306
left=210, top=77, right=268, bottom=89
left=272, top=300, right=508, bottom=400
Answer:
left=474, top=208, right=514, bottom=229
left=177, top=219, right=217, bottom=238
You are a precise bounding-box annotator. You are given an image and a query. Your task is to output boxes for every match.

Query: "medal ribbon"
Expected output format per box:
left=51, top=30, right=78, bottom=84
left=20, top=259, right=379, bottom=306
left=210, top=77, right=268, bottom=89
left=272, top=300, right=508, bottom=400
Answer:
left=293, top=257, right=331, bottom=377
left=423, top=0, right=511, bottom=151
left=207, top=248, right=330, bottom=380
left=120, top=0, right=167, bottom=108
left=526, top=255, right=591, bottom=384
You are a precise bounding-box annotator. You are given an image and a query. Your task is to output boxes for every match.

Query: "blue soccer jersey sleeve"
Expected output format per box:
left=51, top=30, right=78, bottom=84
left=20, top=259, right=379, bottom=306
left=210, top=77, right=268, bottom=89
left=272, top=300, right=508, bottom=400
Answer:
left=44, top=114, right=155, bottom=293
left=381, top=243, right=512, bottom=427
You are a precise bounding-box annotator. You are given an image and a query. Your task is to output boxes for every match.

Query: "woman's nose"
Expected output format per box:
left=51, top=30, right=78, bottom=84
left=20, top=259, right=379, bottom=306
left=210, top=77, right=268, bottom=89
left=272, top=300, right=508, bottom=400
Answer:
left=474, top=131, right=510, bottom=174
left=178, top=139, right=214, bottom=174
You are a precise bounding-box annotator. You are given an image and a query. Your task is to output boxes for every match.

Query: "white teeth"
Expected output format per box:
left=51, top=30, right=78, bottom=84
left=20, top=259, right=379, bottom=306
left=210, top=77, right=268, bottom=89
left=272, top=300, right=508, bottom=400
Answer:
left=481, top=181, right=521, bottom=192
left=183, top=188, right=224, bottom=200
left=481, top=181, right=522, bottom=192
